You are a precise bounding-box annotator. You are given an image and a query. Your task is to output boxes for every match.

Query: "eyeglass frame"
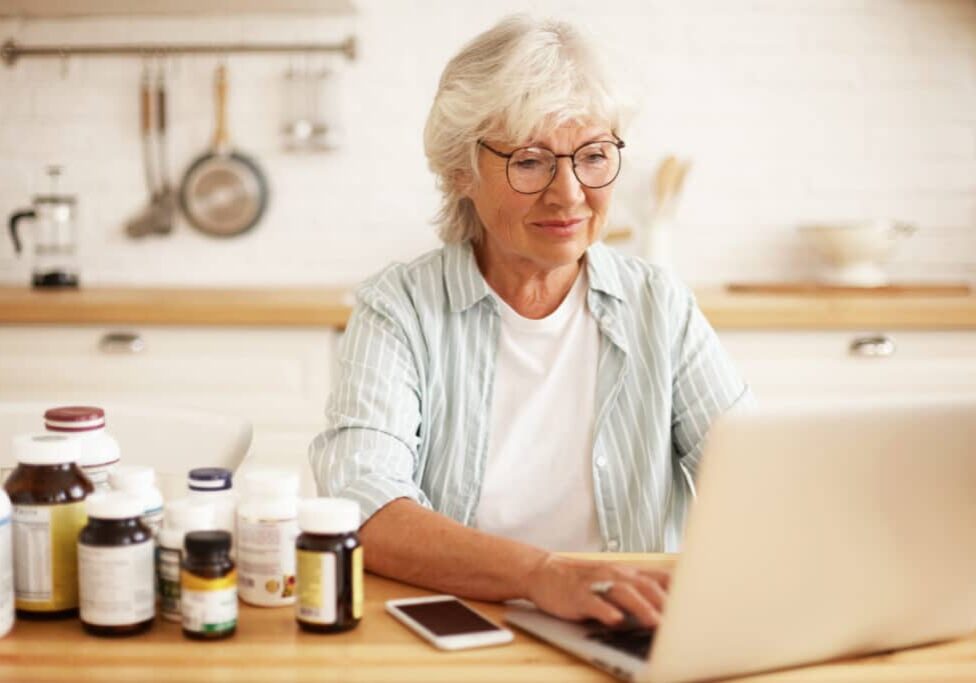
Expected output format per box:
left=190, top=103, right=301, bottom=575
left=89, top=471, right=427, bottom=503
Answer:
left=477, top=134, right=626, bottom=195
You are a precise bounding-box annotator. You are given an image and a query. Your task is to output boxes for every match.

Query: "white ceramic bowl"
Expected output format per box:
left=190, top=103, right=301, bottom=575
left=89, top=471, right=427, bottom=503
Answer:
left=798, top=220, right=916, bottom=286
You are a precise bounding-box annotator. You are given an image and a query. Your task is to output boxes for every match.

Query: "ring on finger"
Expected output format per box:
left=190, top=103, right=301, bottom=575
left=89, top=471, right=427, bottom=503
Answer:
left=589, top=580, right=614, bottom=596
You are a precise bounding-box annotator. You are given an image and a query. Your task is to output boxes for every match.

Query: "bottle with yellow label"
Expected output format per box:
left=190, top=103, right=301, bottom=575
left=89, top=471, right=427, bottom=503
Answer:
left=181, top=530, right=236, bottom=640
left=295, top=498, right=362, bottom=633
left=4, top=433, right=93, bottom=619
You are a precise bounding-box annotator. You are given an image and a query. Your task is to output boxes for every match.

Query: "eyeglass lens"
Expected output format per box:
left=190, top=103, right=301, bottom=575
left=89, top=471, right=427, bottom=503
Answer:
left=507, top=141, right=621, bottom=193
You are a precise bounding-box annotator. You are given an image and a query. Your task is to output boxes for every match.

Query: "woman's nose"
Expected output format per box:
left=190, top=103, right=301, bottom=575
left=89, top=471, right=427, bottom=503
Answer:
left=543, top=157, right=585, bottom=206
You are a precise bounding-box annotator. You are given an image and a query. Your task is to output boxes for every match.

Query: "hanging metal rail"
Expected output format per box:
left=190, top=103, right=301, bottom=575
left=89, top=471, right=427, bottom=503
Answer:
left=1, top=36, right=356, bottom=67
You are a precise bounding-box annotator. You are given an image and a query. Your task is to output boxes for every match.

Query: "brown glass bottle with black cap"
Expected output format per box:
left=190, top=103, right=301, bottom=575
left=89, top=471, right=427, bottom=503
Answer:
left=78, top=491, right=155, bottom=636
left=181, top=530, right=237, bottom=640
left=4, top=433, right=93, bottom=620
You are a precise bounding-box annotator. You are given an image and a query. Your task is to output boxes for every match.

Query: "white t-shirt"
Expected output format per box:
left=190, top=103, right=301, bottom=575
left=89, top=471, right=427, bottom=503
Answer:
left=475, top=267, right=603, bottom=551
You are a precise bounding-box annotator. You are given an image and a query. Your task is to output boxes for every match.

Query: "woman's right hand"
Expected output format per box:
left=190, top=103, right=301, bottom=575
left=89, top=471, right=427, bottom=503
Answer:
left=523, top=553, right=670, bottom=628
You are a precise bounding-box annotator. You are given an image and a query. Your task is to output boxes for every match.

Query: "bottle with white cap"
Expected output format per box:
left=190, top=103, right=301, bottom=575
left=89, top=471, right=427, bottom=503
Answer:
left=236, top=468, right=300, bottom=607
left=295, top=497, right=362, bottom=633
left=157, top=499, right=216, bottom=622
left=109, top=465, right=164, bottom=538
left=0, top=489, right=13, bottom=638
left=4, top=433, right=93, bottom=619
left=77, top=491, right=155, bottom=636
left=44, top=406, right=120, bottom=492
left=187, top=468, right=237, bottom=548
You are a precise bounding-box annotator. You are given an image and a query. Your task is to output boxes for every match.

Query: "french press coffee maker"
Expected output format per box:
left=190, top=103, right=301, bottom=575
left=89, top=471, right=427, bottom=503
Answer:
left=8, top=166, right=80, bottom=288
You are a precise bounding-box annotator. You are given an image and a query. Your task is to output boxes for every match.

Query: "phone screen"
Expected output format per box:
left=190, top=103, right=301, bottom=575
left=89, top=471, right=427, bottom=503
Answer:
left=396, top=599, right=503, bottom=636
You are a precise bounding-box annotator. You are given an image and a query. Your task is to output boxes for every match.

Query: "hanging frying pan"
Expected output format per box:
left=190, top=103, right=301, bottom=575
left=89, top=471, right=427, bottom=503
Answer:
left=180, top=63, right=268, bottom=237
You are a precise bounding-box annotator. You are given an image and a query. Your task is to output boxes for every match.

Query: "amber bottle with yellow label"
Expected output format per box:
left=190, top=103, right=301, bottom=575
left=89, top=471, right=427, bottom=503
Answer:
left=4, top=433, right=93, bottom=619
left=295, top=498, right=362, bottom=633
left=181, top=530, right=237, bottom=640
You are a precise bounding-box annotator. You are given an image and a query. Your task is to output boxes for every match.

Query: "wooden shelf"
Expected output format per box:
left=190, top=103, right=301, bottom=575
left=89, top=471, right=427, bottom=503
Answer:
left=0, top=0, right=355, bottom=19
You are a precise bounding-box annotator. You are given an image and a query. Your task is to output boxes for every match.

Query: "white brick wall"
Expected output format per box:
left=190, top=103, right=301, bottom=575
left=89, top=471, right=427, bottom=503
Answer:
left=0, top=0, right=973, bottom=287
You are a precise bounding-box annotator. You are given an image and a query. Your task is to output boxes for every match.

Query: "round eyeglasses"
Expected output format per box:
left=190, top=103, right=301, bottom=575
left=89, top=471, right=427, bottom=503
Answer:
left=478, top=136, right=625, bottom=194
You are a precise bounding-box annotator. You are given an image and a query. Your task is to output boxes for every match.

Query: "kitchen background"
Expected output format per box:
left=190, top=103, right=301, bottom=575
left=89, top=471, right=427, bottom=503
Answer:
left=0, top=0, right=974, bottom=288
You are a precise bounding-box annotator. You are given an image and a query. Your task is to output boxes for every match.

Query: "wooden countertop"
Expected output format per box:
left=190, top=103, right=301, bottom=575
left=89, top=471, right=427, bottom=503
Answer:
left=2, top=553, right=976, bottom=682
left=1, top=286, right=975, bottom=330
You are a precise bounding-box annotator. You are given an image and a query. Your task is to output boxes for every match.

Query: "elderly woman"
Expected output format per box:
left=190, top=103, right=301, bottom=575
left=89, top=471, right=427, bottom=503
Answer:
left=310, top=15, right=749, bottom=629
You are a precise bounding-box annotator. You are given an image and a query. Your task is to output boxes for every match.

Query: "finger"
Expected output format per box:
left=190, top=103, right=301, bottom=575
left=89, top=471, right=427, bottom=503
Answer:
left=605, top=582, right=661, bottom=628
left=581, top=593, right=625, bottom=626
left=631, top=573, right=668, bottom=612
left=638, top=568, right=671, bottom=591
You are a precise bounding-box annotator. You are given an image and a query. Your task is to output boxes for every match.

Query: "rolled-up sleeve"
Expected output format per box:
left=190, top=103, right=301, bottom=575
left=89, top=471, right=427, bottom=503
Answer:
left=670, top=284, right=753, bottom=480
left=308, top=288, right=432, bottom=524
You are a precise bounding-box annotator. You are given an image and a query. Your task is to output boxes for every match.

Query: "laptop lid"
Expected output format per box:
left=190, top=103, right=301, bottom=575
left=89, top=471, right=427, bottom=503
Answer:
left=645, top=398, right=976, bottom=683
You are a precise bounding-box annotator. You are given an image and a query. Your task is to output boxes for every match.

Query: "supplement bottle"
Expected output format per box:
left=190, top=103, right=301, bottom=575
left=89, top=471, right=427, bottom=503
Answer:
left=237, top=468, right=299, bottom=607
left=109, top=465, right=164, bottom=537
left=157, top=499, right=216, bottom=622
left=0, top=489, right=12, bottom=638
left=78, top=492, right=155, bottom=636
left=187, top=468, right=236, bottom=546
left=295, top=498, right=362, bottom=633
left=44, top=406, right=119, bottom=492
left=4, top=433, right=92, bottom=619
left=181, top=530, right=236, bottom=640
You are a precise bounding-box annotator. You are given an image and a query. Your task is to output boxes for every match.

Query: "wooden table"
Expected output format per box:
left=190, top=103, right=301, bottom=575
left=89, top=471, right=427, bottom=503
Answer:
left=2, top=554, right=976, bottom=682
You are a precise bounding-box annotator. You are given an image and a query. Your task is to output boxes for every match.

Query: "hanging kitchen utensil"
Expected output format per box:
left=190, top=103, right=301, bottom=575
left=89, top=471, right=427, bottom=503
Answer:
left=126, top=62, right=166, bottom=238
left=180, top=62, right=268, bottom=237
left=154, top=61, right=175, bottom=234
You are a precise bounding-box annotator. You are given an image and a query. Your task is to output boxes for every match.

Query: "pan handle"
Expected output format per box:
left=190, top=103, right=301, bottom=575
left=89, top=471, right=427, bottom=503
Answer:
left=214, top=63, right=229, bottom=151
left=141, top=71, right=152, bottom=137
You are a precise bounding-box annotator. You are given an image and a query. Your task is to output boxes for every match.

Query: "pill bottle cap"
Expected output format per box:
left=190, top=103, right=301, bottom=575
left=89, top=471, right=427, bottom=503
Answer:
left=185, top=529, right=232, bottom=556
left=240, top=468, right=299, bottom=498
left=13, top=433, right=80, bottom=465
left=86, top=491, right=144, bottom=519
left=188, top=467, right=233, bottom=492
left=110, top=465, right=156, bottom=491
left=299, top=498, right=360, bottom=535
left=44, top=405, right=106, bottom=432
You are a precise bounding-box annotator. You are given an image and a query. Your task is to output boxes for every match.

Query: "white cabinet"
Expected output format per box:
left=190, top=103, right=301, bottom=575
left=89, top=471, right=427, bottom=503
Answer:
left=0, top=324, right=338, bottom=494
left=719, top=330, right=976, bottom=406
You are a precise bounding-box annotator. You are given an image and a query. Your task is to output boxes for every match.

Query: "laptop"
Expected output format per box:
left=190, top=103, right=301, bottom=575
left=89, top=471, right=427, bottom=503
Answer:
left=505, top=398, right=976, bottom=682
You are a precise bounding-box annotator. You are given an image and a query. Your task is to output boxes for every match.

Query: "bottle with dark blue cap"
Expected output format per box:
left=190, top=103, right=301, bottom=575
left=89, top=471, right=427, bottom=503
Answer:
left=187, top=468, right=236, bottom=551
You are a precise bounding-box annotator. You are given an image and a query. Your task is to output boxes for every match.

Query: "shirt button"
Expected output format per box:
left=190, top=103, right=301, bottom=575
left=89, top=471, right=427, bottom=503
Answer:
left=607, top=539, right=620, bottom=551
left=595, top=456, right=607, bottom=469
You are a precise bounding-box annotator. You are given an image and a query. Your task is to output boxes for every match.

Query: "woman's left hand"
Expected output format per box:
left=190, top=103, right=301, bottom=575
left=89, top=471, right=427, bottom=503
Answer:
left=522, top=553, right=671, bottom=628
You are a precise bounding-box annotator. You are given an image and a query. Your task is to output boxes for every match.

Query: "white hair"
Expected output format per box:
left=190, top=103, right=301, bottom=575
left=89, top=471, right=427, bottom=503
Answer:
left=424, top=14, right=628, bottom=244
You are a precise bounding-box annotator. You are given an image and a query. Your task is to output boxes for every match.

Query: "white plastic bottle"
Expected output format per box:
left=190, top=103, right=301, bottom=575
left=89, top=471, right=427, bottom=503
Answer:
left=187, top=468, right=237, bottom=544
left=0, top=489, right=13, bottom=638
left=44, top=406, right=120, bottom=492
left=109, top=465, right=164, bottom=538
left=157, top=499, right=216, bottom=622
left=236, top=468, right=300, bottom=607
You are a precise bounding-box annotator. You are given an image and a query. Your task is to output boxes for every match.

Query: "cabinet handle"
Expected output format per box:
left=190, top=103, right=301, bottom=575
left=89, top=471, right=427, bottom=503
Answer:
left=849, top=334, right=895, bottom=358
left=98, top=331, right=145, bottom=354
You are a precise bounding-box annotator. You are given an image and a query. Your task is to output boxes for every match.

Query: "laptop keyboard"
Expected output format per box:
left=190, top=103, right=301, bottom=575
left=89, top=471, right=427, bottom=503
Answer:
left=585, top=624, right=655, bottom=660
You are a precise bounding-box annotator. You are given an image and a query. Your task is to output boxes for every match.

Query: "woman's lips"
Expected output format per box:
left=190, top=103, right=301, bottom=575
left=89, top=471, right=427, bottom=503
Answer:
left=531, top=218, right=587, bottom=236
left=533, top=218, right=585, bottom=228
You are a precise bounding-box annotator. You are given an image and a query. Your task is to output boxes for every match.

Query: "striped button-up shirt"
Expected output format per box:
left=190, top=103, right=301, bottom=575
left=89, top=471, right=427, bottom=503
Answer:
left=309, top=240, right=750, bottom=552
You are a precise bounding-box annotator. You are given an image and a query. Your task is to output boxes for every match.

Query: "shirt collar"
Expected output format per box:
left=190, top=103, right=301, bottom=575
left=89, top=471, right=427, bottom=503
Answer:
left=584, top=240, right=626, bottom=303
left=443, top=239, right=626, bottom=314
left=444, top=241, right=493, bottom=313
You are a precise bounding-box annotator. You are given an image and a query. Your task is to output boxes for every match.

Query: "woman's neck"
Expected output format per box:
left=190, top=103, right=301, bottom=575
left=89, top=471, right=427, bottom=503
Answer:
left=474, top=242, right=582, bottom=319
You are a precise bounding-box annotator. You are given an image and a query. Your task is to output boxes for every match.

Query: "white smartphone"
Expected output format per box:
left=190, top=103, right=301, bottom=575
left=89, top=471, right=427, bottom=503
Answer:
left=385, top=595, right=515, bottom=651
